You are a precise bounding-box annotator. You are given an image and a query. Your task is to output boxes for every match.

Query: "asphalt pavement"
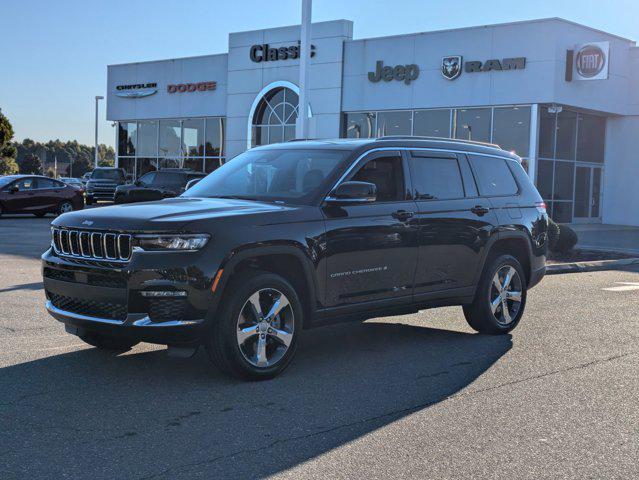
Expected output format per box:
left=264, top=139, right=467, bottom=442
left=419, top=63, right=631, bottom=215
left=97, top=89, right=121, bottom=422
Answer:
left=0, top=215, right=637, bottom=479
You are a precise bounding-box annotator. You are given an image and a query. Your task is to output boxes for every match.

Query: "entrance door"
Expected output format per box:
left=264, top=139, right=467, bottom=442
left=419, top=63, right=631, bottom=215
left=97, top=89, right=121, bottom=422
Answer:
left=574, top=166, right=602, bottom=223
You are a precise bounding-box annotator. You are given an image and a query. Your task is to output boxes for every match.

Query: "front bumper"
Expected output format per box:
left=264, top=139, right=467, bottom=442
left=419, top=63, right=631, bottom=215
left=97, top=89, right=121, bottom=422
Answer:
left=42, top=247, right=220, bottom=345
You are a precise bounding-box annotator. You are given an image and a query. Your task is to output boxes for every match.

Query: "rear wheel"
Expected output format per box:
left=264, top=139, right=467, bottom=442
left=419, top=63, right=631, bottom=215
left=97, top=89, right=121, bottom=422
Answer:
left=79, top=331, right=139, bottom=351
left=58, top=201, right=74, bottom=215
left=463, top=254, right=527, bottom=334
left=206, top=271, right=302, bottom=380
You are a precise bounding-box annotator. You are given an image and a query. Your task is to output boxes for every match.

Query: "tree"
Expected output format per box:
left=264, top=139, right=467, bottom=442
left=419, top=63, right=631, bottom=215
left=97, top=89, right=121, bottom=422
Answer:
left=69, top=155, right=92, bottom=177
left=0, top=112, right=19, bottom=175
left=19, top=153, right=43, bottom=174
left=0, top=156, right=19, bottom=175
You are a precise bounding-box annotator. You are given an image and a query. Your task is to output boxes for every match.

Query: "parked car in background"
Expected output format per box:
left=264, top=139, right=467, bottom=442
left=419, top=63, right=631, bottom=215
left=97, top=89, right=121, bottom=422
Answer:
left=59, top=177, right=86, bottom=195
left=0, top=175, right=84, bottom=217
left=85, top=167, right=127, bottom=205
left=81, top=172, right=91, bottom=185
left=114, top=169, right=207, bottom=204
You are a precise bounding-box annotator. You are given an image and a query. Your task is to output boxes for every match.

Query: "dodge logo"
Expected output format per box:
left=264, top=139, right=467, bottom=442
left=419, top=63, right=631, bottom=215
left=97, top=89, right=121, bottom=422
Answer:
left=442, top=56, right=462, bottom=80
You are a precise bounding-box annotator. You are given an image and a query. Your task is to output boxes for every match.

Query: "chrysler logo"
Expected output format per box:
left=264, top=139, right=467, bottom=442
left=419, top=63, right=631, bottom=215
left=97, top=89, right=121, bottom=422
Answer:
left=115, top=83, right=158, bottom=99
left=575, top=44, right=606, bottom=78
left=442, top=56, right=462, bottom=80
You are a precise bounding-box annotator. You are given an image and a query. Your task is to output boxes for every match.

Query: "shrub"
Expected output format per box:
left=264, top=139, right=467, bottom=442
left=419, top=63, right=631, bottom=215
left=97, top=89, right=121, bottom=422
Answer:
left=548, top=218, right=578, bottom=253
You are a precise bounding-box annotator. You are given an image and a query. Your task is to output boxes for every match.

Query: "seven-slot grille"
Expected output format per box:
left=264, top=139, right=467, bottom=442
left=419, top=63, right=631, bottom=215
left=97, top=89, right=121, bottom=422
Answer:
left=52, top=228, right=132, bottom=261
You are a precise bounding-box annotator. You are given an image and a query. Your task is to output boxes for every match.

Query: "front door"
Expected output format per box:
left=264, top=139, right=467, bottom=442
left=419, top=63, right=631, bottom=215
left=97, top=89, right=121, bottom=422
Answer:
left=322, top=150, right=419, bottom=307
left=574, top=166, right=602, bottom=223
left=3, top=177, right=38, bottom=213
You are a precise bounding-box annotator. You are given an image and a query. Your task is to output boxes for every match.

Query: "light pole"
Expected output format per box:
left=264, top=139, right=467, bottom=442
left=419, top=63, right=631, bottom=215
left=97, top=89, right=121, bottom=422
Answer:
left=296, top=0, right=312, bottom=139
left=94, top=96, right=104, bottom=168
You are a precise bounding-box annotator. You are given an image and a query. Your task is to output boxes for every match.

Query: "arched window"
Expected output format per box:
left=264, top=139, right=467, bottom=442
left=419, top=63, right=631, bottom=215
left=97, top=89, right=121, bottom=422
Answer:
left=250, top=86, right=299, bottom=147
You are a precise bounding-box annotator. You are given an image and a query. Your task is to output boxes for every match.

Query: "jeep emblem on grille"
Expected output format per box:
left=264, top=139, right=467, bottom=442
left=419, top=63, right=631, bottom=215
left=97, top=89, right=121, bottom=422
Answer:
left=82, top=220, right=94, bottom=226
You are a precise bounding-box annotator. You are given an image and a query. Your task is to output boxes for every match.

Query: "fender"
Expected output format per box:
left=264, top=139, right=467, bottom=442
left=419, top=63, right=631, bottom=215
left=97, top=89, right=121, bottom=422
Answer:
left=212, top=242, right=320, bottom=325
left=472, top=227, right=534, bottom=289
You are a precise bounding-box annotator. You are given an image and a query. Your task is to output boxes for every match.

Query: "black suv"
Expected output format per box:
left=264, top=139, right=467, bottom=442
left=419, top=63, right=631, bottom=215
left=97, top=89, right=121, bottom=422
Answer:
left=114, top=169, right=207, bottom=204
left=42, top=138, right=548, bottom=380
left=85, top=167, right=127, bottom=204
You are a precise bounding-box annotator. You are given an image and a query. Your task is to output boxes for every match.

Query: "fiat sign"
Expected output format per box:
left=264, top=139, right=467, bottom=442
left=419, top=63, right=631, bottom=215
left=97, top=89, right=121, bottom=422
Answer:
left=574, top=42, right=609, bottom=80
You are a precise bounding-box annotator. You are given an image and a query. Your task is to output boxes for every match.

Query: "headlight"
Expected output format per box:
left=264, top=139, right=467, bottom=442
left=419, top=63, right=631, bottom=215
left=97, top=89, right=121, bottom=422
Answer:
left=134, top=234, right=210, bottom=251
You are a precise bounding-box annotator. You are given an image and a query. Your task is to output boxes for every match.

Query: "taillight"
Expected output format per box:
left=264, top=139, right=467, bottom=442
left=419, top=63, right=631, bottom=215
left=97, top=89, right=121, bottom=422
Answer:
left=535, top=201, right=547, bottom=214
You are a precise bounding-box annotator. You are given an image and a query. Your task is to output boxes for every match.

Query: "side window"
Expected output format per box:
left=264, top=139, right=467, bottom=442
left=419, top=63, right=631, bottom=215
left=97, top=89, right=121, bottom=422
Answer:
left=16, top=178, right=35, bottom=191
left=408, top=154, right=464, bottom=200
left=139, top=172, right=156, bottom=186
left=37, top=178, right=55, bottom=189
left=468, top=155, right=519, bottom=196
left=351, top=154, right=405, bottom=202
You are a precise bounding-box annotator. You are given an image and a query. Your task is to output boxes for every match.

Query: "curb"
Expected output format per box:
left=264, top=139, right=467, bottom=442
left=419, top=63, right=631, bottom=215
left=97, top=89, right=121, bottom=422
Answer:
left=546, top=257, right=639, bottom=275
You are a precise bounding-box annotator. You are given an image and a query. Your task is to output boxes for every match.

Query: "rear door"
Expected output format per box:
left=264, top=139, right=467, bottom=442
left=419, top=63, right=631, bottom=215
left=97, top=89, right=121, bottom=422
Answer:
left=409, top=151, right=499, bottom=298
left=35, top=178, right=65, bottom=211
left=3, top=177, right=38, bottom=213
left=322, top=150, right=419, bottom=307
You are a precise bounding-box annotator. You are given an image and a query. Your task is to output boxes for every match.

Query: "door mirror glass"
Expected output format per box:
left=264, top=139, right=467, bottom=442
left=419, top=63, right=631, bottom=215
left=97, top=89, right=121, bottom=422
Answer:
left=326, top=181, right=377, bottom=204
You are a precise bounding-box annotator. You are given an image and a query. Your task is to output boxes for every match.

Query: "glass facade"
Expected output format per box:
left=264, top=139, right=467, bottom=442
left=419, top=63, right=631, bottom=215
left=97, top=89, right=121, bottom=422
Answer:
left=536, top=106, right=606, bottom=223
left=117, top=117, right=225, bottom=179
left=343, top=106, right=531, bottom=159
left=251, top=87, right=298, bottom=147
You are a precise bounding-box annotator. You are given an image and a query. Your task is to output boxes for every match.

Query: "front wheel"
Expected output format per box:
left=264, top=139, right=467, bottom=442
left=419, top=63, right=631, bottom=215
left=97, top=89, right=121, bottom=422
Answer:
left=205, top=271, right=302, bottom=380
left=463, top=254, right=527, bottom=334
left=79, top=331, right=139, bottom=351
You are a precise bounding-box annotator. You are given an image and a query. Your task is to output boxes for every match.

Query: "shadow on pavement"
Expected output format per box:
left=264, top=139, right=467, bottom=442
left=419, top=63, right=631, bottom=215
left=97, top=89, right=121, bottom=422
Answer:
left=0, top=281, right=43, bottom=293
left=0, top=320, right=511, bottom=478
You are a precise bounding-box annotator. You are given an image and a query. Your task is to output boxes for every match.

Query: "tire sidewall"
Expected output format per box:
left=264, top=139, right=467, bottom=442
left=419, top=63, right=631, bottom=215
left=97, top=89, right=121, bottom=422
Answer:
left=213, top=272, right=302, bottom=379
left=58, top=201, right=73, bottom=215
left=479, top=254, right=527, bottom=333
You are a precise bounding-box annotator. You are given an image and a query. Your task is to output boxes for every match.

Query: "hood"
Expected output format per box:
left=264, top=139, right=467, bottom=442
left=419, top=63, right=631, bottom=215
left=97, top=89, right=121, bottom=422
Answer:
left=52, top=197, right=295, bottom=231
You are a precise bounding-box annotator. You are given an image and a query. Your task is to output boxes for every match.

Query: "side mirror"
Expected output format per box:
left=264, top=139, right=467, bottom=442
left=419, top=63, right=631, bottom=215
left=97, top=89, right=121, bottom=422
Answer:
left=326, top=181, right=377, bottom=205
left=185, top=178, right=202, bottom=191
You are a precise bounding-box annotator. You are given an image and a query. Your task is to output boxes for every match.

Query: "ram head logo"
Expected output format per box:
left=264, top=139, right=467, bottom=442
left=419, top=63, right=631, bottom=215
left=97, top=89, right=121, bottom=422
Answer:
left=442, top=56, right=463, bottom=80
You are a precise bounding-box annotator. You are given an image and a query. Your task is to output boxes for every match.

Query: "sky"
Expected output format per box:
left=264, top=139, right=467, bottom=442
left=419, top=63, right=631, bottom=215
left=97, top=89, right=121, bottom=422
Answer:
left=2, top=0, right=638, bottom=148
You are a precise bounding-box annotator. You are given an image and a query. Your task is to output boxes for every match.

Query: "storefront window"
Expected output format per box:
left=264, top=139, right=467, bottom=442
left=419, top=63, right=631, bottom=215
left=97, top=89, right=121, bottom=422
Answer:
left=413, top=109, right=450, bottom=137
left=343, top=112, right=376, bottom=138
left=536, top=159, right=554, bottom=200
left=553, top=162, right=574, bottom=201
left=538, top=109, right=556, bottom=158
left=183, top=118, right=205, bottom=157
left=376, top=111, right=412, bottom=136
left=577, top=114, right=605, bottom=163
left=118, top=157, right=135, bottom=178
left=137, top=121, right=158, bottom=157
left=205, top=118, right=224, bottom=156
left=454, top=108, right=491, bottom=143
left=251, top=87, right=298, bottom=147
left=492, top=106, right=530, bottom=156
left=205, top=158, right=222, bottom=173
left=158, top=158, right=181, bottom=169
left=159, top=120, right=182, bottom=157
left=136, top=158, right=157, bottom=178
left=118, top=122, right=137, bottom=156
left=555, top=110, right=577, bottom=160
left=553, top=202, right=573, bottom=223
left=184, top=158, right=203, bottom=172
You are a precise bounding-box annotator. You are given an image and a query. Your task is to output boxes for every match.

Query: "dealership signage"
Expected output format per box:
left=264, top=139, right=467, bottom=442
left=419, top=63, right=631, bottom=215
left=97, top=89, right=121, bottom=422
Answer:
left=441, top=56, right=526, bottom=80
left=368, top=60, right=420, bottom=85
left=574, top=42, right=609, bottom=80
left=167, top=81, right=216, bottom=93
left=250, top=42, right=316, bottom=62
left=115, top=83, right=157, bottom=98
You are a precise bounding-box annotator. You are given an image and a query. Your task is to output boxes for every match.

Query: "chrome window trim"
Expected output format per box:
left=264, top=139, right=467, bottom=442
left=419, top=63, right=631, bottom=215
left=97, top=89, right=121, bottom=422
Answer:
left=324, top=146, right=520, bottom=202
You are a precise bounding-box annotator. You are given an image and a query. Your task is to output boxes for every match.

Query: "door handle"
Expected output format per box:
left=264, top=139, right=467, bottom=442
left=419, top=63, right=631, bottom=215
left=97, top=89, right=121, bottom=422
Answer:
left=392, top=210, right=415, bottom=221
left=471, top=205, right=490, bottom=216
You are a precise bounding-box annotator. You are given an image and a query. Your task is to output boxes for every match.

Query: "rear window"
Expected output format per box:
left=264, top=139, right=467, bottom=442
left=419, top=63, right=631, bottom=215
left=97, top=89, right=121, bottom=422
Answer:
left=468, top=155, right=519, bottom=196
left=408, top=155, right=464, bottom=200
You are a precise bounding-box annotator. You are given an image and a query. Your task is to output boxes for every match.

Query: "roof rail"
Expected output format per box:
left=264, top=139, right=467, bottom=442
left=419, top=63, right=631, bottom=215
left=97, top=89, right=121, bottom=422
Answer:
left=377, top=135, right=501, bottom=149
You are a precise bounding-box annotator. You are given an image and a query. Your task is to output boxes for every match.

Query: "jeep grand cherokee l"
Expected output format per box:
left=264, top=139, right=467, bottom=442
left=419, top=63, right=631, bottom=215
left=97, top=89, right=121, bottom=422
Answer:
left=42, top=138, right=548, bottom=380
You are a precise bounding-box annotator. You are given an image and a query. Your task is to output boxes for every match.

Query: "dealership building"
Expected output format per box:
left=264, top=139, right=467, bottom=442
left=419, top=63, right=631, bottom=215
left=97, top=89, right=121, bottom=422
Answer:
left=106, top=17, right=639, bottom=225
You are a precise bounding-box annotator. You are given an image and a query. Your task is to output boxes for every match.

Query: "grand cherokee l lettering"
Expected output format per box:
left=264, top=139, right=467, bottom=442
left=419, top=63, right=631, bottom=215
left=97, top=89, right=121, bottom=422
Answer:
left=42, top=138, right=548, bottom=380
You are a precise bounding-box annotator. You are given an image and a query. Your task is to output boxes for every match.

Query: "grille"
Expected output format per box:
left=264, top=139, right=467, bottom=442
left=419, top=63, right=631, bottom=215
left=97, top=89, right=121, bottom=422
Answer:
left=52, top=228, right=132, bottom=262
left=148, top=298, right=187, bottom=323
left=47, top=292, right=127, bottom=320
left=43, top=268, right=75, bottom=283
left=43, top=267, right=127, bottom=289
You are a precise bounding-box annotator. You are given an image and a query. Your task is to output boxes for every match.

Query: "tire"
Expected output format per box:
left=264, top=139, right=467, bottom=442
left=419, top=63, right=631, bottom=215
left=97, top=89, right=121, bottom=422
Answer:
left=79, top=331, right=139, bottom=351
left=205, top=270, right=302, bottom=380
left=58, top=201, right=74, bottom=215
left=463, top=254, right=527, bottom=335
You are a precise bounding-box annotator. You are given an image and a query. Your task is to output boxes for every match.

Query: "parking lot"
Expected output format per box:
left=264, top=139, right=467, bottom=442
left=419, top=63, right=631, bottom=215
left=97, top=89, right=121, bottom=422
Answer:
left=0, top=215, right=637, bottom=479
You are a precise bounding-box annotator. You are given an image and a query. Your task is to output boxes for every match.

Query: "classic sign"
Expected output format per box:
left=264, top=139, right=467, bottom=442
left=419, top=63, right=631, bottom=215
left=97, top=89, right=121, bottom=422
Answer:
left=368, top=60, right=420, bottom=85
left=250, top=42, right=316, bottom=62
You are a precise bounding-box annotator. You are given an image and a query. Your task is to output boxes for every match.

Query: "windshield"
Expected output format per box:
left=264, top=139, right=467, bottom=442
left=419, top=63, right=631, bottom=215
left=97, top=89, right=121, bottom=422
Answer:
left=183, top=149, right=349, bottom=205
left=91, top=169, right=124, bottom=181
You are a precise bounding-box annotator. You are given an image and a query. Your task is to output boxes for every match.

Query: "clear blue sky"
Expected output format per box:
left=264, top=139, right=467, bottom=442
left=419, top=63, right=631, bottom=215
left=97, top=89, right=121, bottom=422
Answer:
left=2, top=0, right=637, bottom=148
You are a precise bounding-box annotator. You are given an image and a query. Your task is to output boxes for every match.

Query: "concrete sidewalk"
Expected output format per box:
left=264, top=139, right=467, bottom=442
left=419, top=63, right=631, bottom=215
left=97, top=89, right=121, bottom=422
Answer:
left=568, top=224, right=639, bottom=255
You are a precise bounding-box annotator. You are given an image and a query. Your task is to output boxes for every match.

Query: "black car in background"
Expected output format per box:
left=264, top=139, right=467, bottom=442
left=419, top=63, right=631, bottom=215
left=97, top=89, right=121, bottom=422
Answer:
left=114, top=169, right=207, bottom=204
left=0, top=175, right=84, bottom=217
left=43, top=137, right=548, bottom=380
left=85, top=168, right=127, bottom=204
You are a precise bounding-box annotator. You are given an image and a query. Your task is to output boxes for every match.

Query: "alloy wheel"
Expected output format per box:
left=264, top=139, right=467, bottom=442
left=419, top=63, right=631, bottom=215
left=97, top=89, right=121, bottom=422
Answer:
left=236, top=288, right=295, bottom=368
left=59, top=202, right=73, bottom=214
left=489, top=265, right=523, bottom=325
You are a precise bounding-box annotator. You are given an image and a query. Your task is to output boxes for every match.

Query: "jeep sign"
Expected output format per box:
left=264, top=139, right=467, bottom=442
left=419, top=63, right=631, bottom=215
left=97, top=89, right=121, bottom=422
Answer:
left=368, top=60, right=419, bottom=85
